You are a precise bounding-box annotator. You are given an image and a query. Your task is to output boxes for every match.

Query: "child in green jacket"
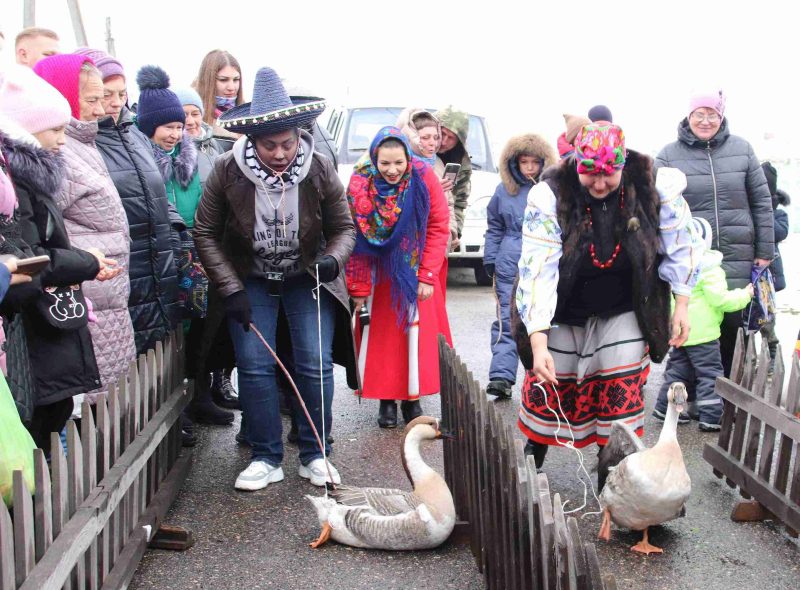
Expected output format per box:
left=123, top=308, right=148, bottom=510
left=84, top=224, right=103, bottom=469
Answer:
left=653, top=217, right=754, bottom=431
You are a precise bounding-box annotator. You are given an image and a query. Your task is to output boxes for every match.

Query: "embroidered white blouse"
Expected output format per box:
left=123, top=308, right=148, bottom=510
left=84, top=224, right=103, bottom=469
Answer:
left=515, top=167, right=701, bottom=335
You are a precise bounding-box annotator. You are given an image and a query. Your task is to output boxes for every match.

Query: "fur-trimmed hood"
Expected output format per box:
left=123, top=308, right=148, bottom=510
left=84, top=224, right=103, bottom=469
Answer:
left=499, top=134, right=558, bottom=195
left=150, top=132, right=198, bottom=188
left=1, top=131, right=65, bottom=197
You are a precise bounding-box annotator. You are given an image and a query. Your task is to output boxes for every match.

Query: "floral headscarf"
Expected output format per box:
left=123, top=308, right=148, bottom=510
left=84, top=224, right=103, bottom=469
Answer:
left=574, top=123, right=626, bottom=175
left=347, top=126, right=430, bottom=327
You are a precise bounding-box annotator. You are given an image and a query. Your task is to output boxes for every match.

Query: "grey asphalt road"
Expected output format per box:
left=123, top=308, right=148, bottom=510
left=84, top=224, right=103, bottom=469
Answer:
left=131, top=268, right=799, bottom=590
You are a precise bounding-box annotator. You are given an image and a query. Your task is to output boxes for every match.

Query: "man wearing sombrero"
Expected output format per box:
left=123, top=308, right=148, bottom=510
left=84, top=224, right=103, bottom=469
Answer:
left=194, top=67, right=357, bottom=491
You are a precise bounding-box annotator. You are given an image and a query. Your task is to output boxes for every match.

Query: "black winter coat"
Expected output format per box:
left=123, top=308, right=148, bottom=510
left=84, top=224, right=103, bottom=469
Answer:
left=772, top=208, right=789, bottom=292
left=96, top=109, right=178, bottom=354
left=655, top=119, right=774, bottom=288
left=2, top=134, right=102, bottom=405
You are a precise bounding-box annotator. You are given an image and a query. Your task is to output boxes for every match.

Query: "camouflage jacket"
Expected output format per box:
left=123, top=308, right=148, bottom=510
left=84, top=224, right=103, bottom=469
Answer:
left=435, top=106, right=472, bottom=236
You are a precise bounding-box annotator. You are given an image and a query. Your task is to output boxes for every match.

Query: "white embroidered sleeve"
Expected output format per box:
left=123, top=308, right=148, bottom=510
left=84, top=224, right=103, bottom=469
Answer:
left=516, top=182, right=562, bottom=335
left=655, top=167, right=702, bottom=297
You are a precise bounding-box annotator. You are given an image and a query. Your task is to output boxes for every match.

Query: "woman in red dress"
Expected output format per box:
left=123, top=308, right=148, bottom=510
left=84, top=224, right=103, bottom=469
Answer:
left=346, top=126, right=452, bottom=428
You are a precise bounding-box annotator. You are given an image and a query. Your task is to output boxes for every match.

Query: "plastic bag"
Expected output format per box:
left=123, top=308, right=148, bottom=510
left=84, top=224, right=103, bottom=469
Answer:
left=0, top=372, right=36, bottom=506
left=742, top=264, right=777, bottom=333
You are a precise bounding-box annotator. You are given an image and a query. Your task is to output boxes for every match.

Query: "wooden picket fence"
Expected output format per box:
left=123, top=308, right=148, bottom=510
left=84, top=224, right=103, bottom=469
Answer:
left=703, top=329, right=800, bottom=535
left=439, top=337, right=617, bottom=590
left=1, top=330, right=191, bottom=590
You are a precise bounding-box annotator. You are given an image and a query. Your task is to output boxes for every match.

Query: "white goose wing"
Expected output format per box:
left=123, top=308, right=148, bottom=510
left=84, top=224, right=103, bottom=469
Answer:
left=330, top=484, right=422, bottom=516
left=338, top=504, right=433, bottom=550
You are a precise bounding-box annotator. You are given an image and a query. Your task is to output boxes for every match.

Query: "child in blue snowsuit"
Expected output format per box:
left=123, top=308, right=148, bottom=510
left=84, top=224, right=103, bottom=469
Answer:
left=483, top=134, right=556, bottom=398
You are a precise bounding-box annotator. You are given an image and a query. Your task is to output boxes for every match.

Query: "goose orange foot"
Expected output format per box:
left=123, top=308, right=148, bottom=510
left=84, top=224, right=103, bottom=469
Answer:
left=631, top=528, right=663, bottom=555
left=598, top=509, right=612, bottom=541
left=309, top=521, right=332, bottom=548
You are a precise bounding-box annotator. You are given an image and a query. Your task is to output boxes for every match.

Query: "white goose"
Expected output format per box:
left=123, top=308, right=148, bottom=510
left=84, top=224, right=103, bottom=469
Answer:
left=597, top=382, right=692, bottom=554
left=306, top=416, right=456, bottom=550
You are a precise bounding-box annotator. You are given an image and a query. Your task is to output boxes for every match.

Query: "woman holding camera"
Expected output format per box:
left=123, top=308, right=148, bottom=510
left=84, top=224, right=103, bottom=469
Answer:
left=346, top=126, right=451, bottom=429
left=396, top=108, right=458, bottom=252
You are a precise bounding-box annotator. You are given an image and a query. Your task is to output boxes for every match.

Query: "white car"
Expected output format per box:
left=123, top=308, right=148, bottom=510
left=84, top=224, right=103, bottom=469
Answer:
left=321, top=106, right=499, bottom=285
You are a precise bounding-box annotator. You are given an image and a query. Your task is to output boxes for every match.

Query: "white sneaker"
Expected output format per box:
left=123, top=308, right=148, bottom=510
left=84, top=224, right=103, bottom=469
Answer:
left=298, top=458, right=341, bottom=487
left=235, top=460, right=284, bottom=491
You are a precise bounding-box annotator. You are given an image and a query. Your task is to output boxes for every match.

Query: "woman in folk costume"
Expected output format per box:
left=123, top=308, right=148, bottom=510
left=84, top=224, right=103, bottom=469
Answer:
left=346, top=127, right=452, bottom=429
left=513, top=123, right=700, bottom=469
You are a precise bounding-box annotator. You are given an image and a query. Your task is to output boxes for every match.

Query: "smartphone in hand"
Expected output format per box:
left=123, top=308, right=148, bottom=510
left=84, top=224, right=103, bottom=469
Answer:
left=14, top=255, right=50, bottom=276
left=442, top=162, right=461, bottom=184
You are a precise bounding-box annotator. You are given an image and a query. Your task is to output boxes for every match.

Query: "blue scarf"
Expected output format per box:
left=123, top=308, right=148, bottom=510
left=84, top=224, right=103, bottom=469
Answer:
left=347, top=127, right=431, bottom=328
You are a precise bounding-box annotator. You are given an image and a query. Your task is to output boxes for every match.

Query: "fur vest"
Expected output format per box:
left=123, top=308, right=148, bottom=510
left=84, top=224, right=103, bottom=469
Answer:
left=512, top=150, right=672, bottom=366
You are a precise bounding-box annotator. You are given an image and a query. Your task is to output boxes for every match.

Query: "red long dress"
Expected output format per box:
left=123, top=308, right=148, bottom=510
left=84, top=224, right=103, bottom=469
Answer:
left=347, top=166, right=453, bottom=400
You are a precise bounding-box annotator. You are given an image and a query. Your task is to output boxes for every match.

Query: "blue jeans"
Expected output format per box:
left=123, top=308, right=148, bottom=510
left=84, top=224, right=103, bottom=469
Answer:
left=228, top=275, right=335, bottom=466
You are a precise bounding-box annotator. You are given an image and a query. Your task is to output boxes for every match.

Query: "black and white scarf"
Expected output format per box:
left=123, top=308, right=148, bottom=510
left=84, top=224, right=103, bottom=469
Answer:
left=244, top=139, right=305, bottom=190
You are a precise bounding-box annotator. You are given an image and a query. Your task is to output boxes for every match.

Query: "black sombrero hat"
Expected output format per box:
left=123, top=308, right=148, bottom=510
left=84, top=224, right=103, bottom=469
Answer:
left=217, top=67, right=325, bottom=135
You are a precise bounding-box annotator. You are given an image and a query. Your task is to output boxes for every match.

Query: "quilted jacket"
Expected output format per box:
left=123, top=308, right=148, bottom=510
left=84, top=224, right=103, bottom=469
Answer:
left=655, top=118, right=774, bottom=287
left=96, top=109, right=178, bottom=354
left=58, top=117, right=136, bottom=401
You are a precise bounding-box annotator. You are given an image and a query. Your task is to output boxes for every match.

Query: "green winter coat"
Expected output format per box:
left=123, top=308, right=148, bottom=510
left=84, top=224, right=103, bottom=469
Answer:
left=681, top=249, right=751, bottom=347
left=435, top=106, right=472, bottom=235
left=151, top=136, right=202, bottom=228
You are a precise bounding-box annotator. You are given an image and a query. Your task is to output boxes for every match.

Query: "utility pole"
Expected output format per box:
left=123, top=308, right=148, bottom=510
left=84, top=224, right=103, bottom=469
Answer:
left=105, top=17, right=115, bottom=56
left=65, top=0, right=88, bottom=46
left=23, top=0, right=35, bottom=27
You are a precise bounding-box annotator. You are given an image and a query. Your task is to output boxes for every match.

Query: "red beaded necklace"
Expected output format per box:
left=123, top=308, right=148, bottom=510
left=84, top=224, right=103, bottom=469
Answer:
left=585, top=184, right=624, bottom=270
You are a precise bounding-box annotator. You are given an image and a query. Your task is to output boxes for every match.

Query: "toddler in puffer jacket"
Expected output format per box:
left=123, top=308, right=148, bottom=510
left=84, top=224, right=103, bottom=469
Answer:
left=653, top=217, right=754, bottom=431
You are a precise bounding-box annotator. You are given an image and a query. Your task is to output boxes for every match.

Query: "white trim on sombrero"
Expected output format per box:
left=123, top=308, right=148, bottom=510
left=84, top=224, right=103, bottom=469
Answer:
left=218, top=99, right=326, bottom=130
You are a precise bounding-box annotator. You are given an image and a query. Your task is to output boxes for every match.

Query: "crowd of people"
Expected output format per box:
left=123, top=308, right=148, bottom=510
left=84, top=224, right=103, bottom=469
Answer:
left=0, top=26, right=793, bottom=495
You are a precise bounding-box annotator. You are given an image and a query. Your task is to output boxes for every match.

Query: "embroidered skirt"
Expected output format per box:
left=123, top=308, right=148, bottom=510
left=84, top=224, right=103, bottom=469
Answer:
left=517, top=311, right=649, bottom=448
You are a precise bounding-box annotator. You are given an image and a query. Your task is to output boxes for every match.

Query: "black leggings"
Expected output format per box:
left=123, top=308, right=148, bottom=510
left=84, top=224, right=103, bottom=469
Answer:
left=28, top=397, right=74, bottom=450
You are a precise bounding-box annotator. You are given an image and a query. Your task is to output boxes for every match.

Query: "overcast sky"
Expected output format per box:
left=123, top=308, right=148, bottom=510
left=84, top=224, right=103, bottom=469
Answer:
left=2, top=0, right=797, bottom=160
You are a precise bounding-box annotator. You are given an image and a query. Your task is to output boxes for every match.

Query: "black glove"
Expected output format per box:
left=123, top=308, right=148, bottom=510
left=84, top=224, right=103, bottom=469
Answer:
left=313, top=255, right=339, bottom=283
left=224, top=290, right=252, bottom=331
left=484, top=263, right=495, bottom=278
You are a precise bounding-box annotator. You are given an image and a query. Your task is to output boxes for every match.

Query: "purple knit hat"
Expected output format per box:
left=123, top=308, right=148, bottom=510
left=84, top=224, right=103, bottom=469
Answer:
left=689, top=89, right=726, bottom=119
left=74, top=47, right=125, bottom=81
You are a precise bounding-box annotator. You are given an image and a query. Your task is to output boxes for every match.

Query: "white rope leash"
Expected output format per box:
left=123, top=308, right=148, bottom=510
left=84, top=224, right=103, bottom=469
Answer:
left=313, top=263, right=329, bottom=499
left=533, top=380, right=603, bottom=517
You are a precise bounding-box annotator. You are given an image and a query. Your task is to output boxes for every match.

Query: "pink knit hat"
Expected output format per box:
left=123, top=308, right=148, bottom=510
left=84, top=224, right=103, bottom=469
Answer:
left=34, top=54, right=95, bottom=120
left=0, top=65, right=71, bottom=135
left=688, top=89, right=726, bottom=119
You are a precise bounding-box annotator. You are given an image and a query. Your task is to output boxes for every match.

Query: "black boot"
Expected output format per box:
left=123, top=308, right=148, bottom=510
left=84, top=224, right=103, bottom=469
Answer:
left=190, top=374, right=234, bottom=425
left=287, top=415, right=334, bottom=444
left=235, top=414, right=251, bottom=446
left=400, top=400, right=423, bottom=423
left=524, top=439, right=548, bottom=470
left=377, top=400, right=398, bottom=429
left=486, top=378, right=513, bottom=400
left=287, top=416, right=299, bottom=443
left=181, top=413, right=197, bottom=447
left=211, top=370, right=241, bottom=410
